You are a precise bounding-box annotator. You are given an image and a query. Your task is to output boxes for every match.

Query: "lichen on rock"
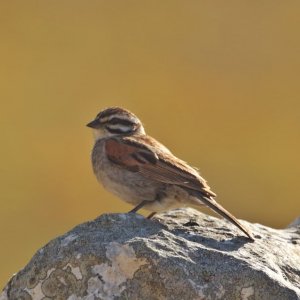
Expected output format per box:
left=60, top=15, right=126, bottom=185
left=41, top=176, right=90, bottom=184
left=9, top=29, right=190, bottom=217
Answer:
left=1, top=208, right=300, bottom=300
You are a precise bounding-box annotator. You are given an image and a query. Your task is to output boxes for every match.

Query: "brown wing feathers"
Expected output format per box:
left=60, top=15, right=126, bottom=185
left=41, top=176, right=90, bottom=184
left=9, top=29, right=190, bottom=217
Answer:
left=105, top=137, right=253, bottom=240
left=105, top=137, right=215, bottom=197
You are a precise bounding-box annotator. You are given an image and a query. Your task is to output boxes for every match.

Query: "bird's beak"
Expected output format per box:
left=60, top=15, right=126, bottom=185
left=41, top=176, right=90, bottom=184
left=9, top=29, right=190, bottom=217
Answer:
left=86, top=119, right=101, bottom=129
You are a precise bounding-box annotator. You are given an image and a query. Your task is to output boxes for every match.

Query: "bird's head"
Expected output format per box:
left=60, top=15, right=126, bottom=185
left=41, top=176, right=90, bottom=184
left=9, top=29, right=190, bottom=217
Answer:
left=87, top=107, right=145, bottom=140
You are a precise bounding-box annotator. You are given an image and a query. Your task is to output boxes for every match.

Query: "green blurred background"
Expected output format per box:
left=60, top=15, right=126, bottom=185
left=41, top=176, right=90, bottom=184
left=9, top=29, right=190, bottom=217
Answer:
left=1, top=0, right=300, bottom=288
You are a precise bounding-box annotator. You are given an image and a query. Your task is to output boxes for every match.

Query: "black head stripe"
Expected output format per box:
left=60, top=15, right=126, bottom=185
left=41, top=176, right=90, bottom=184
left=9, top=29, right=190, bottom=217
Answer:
left=98, top=107, right=122, bottom=119
left=98, top=107, right=136, bottom=121
left=108, top=118, right=136, bottom=127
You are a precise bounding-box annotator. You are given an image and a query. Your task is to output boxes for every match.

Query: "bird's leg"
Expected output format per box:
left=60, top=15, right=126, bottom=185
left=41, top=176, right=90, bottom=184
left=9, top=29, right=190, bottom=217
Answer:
left=147, top=212, right=157, bottom=219
left=129, top=200, right=148, bottom=213
left=129, top=201, right=157, bottom=219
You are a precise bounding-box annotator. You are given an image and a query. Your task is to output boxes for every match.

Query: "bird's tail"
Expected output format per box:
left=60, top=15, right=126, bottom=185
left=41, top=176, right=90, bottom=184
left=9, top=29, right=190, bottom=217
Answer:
left=192, top=194, right=254, bottom=240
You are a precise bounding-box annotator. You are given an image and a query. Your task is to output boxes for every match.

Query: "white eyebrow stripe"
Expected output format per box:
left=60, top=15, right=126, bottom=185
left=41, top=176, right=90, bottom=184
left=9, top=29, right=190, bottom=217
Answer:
left=99, top=116, right=110, bottom=123
left=106, top=124, right=132, bottom=132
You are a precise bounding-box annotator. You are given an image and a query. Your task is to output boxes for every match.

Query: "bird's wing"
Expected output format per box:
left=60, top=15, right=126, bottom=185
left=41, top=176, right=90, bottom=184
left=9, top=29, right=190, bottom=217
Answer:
left=104, top=136, right=216, bottom=198
left=105, top=136, right=254, bottom=240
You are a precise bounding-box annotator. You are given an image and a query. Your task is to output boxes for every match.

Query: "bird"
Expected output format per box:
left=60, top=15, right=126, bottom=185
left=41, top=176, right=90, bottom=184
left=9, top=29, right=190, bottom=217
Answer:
left=87, top=106, right=254, bottom=240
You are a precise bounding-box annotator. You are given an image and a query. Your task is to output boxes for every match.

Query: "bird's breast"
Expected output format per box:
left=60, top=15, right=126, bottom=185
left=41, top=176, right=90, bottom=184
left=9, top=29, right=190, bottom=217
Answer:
left=91, top=140, right=160, bottom=204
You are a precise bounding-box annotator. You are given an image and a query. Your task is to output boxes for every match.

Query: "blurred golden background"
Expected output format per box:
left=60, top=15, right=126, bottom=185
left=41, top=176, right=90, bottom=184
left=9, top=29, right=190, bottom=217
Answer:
left=1, top=1, right=300, bottom=288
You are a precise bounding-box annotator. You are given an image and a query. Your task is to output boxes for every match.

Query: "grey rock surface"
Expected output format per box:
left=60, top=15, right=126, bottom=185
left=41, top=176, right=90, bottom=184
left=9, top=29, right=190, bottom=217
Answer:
left=1, top=208, right=300, bottom=300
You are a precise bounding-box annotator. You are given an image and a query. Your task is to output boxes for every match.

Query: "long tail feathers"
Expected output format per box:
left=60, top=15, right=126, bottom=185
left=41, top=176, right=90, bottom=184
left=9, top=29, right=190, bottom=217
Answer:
left=195, top=196, right=254, bottom=240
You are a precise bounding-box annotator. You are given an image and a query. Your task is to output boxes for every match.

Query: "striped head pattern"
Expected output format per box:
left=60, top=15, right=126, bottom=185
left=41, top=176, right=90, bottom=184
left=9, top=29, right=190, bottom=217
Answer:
left=87, top=107, right=145, bottom=139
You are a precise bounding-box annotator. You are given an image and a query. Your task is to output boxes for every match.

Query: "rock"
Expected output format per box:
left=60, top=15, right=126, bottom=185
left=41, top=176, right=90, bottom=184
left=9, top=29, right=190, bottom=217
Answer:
left=1, top=208, right=300, bottom=300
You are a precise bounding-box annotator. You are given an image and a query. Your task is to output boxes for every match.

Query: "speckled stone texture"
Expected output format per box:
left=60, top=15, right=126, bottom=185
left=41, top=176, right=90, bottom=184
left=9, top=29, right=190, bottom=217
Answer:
left=1, top=208, right=300, bottom=300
